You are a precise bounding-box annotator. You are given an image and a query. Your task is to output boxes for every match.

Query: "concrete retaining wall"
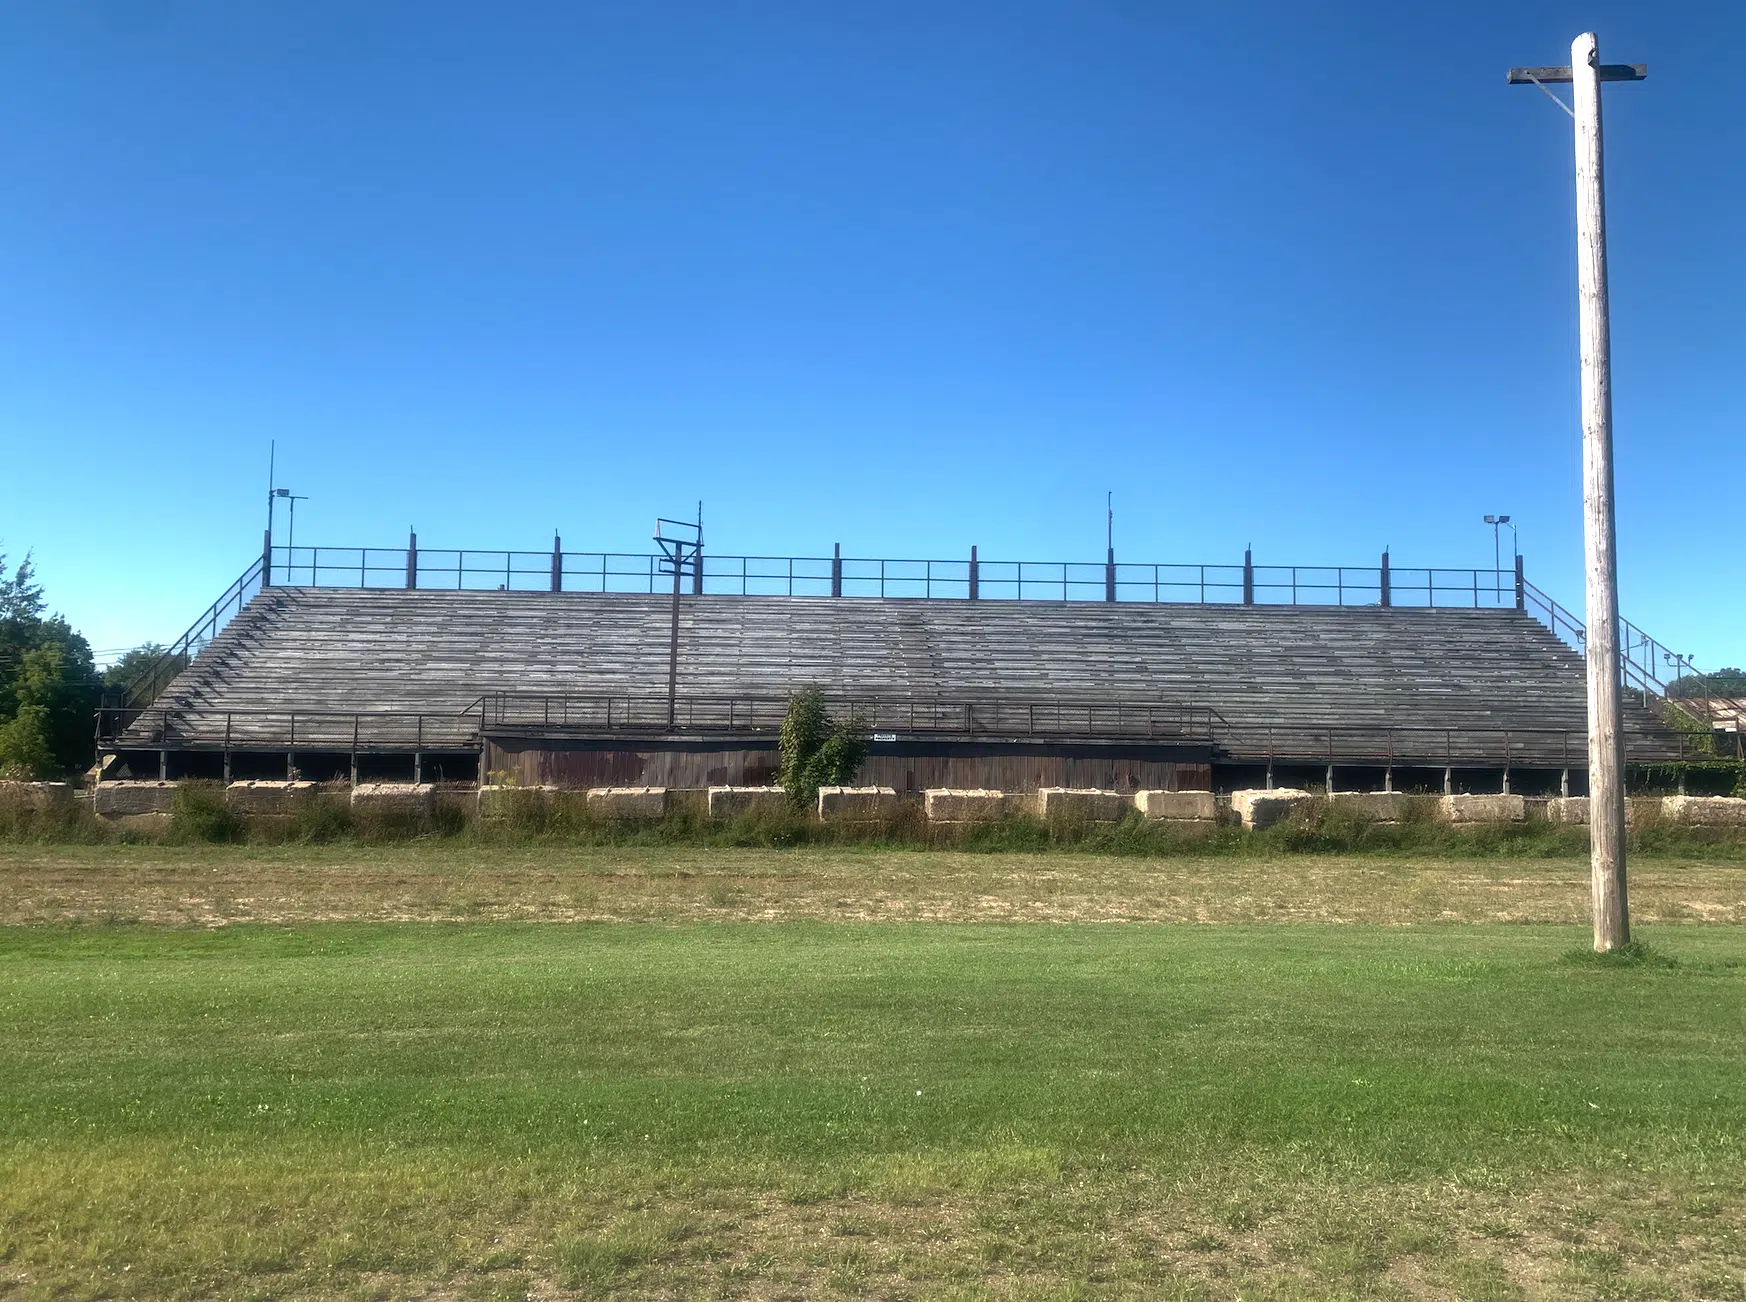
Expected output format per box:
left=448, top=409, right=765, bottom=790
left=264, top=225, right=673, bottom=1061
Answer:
left=1661, top=795, right=1746, bottom=827
left=817, top=786, right=903, bottom=820
left=1439, top=794, right=1526, bottom=824
left=1036, top=788, right=1129, bottom=822
left=922, top=789, right=1013, bottom=822
left=587, top=787, right=668, bottom=819
left=708, top=786, right=790, bottom=820
left=1229, top=789, right=1313, bottom=830
left=0, top=781, right=76, bottom=811
left=352, top=782, right=435, bottom=816
left=225, top=780, right=317, bottom=814
left=92, top=781, right=178, bottom=817
left=1133, top=790, right=1217, bottom=822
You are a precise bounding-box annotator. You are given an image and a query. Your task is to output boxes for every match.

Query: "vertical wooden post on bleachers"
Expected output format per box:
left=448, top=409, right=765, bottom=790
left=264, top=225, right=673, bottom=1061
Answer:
left=1105, top=494, right=1115, bottom=601
left=551, top=534, right=562, bottom=592
left=1243, top=549, right=1254, bottom=605
left=832, top=543, right=842, bottom=598
left=1380, top=551, right=1391, bottom=607
left=406, top=531, right=417, bottom=590
left=262, top=528, right=273, bottom=588
left=969, top=546, right=979, bottom=601
left=1515, top=555, right=1525, bottom=610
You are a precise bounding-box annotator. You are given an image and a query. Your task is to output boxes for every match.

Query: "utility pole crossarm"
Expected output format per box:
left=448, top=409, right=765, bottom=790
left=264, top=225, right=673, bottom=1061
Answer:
left=1507, top=64, right=1645, bottom=84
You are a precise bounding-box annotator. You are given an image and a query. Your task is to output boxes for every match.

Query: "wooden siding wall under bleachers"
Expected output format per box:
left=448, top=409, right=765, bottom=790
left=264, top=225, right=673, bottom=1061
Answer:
left=483, top=737, right=1211, bottom=794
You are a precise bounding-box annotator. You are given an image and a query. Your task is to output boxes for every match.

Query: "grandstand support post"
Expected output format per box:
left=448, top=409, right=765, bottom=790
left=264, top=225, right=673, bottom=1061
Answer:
left=262, top=528, right=273, bottom=588
left=1380, top=551, right=1391, bottom=606
left=1514, top=554, right=1525, bottom=610
left=1243, top=549, right=1255, bottom=605
left=969, top=546, right=979, bottom=601
left=406, top=531, right=418, bottom=589
left=832, top=543, right=842, bottom=598
left=551, top=534, right=562, bottom=592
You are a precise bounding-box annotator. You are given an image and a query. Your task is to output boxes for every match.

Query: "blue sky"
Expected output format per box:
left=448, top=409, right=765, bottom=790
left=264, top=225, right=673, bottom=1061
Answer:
left=1, top=1, right=1741, bottom=669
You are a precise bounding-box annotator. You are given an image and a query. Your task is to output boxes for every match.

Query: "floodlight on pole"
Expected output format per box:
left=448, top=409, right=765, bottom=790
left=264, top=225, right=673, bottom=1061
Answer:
left=1483, top=515, right=1514, bottom=596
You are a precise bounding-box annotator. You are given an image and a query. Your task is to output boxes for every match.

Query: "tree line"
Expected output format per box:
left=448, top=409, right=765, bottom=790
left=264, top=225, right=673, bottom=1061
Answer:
left=0, top=552, right=162, bottom=780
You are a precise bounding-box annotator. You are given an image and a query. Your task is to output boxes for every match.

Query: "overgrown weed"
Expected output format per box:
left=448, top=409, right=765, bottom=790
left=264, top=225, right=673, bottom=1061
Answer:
left=8, top=790, right=1746, bottom=860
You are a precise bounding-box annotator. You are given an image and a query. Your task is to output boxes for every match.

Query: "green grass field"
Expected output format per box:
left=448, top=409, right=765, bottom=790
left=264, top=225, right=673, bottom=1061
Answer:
left=2, top=845, right=1744, bottom=1299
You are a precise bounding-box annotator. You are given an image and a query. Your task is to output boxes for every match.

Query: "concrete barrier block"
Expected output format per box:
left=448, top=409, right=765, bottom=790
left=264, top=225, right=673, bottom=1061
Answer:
left=1036, top=788, right=1130, bottom=822
left=476, top=786, right=546, bottom=818
left=1134, top=790, right=1217, bottom=822
left=708, top=786, right=791, bottom=820
left=1229, top=789, right=1313, bottom=830
left=817, top=786, right=903, bottom=820
left=1439, top=794, right=1527, bottom=824
left=1545, top=796, right=1589, bottom=824
left=1332, top=791, right=1411, bottom=823
left=225, top=780, right=317, bottom=815
left=1540, top=797, right=1657, bottom=826
left=587, top=787, right=668, bottom=819
left=1661, top=795, right=1746, bottom=827
left=0, top=781, right=76, bottom=811
left=923, top=789, right=1013, bottom=822
left=351, top=783, right=436, bottom=816
left=92, top=781, right=178, bottom=817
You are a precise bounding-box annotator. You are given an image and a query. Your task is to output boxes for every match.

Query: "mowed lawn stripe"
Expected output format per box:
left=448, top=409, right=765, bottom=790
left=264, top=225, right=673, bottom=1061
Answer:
left=2, top=923, right=1743, bottom=1177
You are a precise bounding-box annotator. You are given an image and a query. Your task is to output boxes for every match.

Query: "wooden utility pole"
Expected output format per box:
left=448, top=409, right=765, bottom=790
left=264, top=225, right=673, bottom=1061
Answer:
left=1509, top=35, right=1645, bottom=952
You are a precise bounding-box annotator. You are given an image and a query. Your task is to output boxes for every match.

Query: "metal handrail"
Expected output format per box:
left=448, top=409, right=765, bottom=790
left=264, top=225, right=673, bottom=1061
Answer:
left=271, top=543, right=1528, bottom=608
left=99, top=703, right=480, bottom=751
left=469, top=692, right=1230, bottom=741
left=1222, top=720, right=1683, bottom=767
left=106, top=556, right=265, bottom=716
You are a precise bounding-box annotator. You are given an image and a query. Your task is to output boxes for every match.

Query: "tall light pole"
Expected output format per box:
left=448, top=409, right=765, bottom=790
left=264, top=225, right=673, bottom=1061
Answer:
left=654, top=515, right=702, bottom=730
left=275, top=489, right=308, bottom=582
left=1483, top=514, right=1512, bottom=597
left=1509, top=35, right=1646, bottom=953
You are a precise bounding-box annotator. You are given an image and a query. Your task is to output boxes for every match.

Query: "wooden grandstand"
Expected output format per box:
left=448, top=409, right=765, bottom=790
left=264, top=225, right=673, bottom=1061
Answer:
left=99, top=541, right=1690, bottom=794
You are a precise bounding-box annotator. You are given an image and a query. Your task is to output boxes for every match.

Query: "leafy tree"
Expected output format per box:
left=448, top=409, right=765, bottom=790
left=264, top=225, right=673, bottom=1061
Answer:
left=0, top=551, right=99, bottom=778
left=1667, top=667, right=1746, bottom=699
left=0, top=645, right=60, bottom=778
left=778, top=686, right=868, bottom=807
left=103, top=642, right=170, bottom=695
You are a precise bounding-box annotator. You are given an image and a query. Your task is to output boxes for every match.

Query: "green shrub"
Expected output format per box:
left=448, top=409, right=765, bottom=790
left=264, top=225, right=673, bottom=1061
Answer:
left=168, top=782, right=243, bottom=843
left=778, top=687, right=868, bottom=808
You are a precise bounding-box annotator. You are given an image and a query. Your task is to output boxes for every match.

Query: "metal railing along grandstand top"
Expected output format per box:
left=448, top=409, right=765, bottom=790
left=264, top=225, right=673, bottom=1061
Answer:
left=106, top=538, right=1694, bottom=728
left=267, top=541, right=1533, bottom=609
